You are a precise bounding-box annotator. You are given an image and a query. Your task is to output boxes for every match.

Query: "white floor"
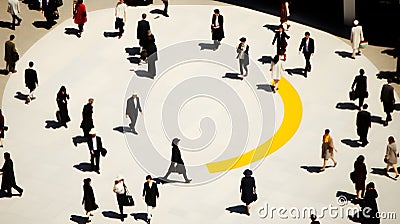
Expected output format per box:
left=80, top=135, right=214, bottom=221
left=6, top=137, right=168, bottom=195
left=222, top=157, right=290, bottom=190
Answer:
left=0, top=5, right=399, bottom=224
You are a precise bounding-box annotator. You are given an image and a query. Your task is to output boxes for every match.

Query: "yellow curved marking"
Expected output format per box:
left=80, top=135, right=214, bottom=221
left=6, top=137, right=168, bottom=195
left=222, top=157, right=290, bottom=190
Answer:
left=206, top=77, right=302, bottom=173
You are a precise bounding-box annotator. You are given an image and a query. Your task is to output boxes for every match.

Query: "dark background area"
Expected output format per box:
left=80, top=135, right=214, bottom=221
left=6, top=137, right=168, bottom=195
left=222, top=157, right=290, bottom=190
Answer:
left=216, top=0, right=400, bottom=48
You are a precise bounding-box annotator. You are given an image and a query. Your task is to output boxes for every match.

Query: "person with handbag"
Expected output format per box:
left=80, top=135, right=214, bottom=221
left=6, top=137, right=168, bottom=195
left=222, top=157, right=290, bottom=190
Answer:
left=142, top=175, right=159, bottom=224
left=56, top=86, right=71, bottom=128
left=73, top=0, right=87, bottom=37
left=236, top=37, right=249, bottom=77
left=82, top=178, right=98, bottom=221
left=385, top=136, right=399, bottom=179
left=4, top=35, right=18, bottom=74
left=352, top=155, right=367, bottom=199
left=113, top=175, right=128, bottom=221
left=163, top=138, right=192, bottom=183
left=87, top=129, right=103, bottom=174
left=240, top=169, right=256, bottom=216
left=351, top=69, right=368, bottom=109
left=356, top=104, right=371, bottom=147
left=320, top=129, right=337, bottom=171
left=115, top=0, right=127, bottom=39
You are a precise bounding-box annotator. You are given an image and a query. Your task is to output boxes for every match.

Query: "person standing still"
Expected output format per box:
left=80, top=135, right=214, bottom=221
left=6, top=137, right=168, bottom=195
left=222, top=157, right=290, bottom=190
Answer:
left=126, top=93, right=142, bottom=135
left=321, top=129, right=337, bottom=171
left=385, top=136, right=399, bottom=179
left=24, top=61, right=39, bottom=104
left=0, top=110, right=5, bottom=148
left=4, top=35, right=18, bottom=73
left=351, top=69, right=368, bottom=109
left=87, top=129, right=102, bottom=174
left=113, top=175, right=127, bottom=221
left=162, top=0, right=169, bottom=17
left=350, top=20, right=364, bottom=58
left=298, top=32, right=314, bottom=75
left=80, top=98, right=94, bottom=139
left=73, top=0, right=87, bottom=37
left=163, top=138, right=192, bottom=183
left=211, top=9, right=224, bottom=49
left=0, top=152, right=23, bottom=197
left=56, top=86, right=71, bottom=127
left=380, top=79, right=395, bottom=125
left=236, top=37, right=249, bottom=77
left=7, top=0, right=22, bottom=30
left=356, top=104, right=371, bottom=147
left=115, top=0, right=127, bottom=39
left=142, top=175, right=159, bottom=224
left=240, top=169, right=256, bottom=216
left=82, top=178, right=98, bottom=221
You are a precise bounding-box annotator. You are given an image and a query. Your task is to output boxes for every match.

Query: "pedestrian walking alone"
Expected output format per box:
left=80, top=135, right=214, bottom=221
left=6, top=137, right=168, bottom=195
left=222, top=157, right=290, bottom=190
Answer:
left=115, top=0, right=127, bottom=39
left=272, top=25, right=290, bottom=60
left=269, top=55, right=285, bottom=93
left=80, top=98, right=94, bottom=138
left=321, top=129, right=337, bottom=171
left=385, top=136, right=399, bottom=179
left=350, top=20, right=364, bottom=58
left=356, top=104, right=371, bottom=147
left=361, top=182, right=380, bottom=224
left=143, top=30, right=157, bottom=76
left=82, top=178, right=98, bottom=221
left=73, top=0, right=87, bottom=37
left=56, top=86, right=70, bottom=127
left=211, top=9, right=224, bottom=49
left=24, top=61, right=38, bottom=104
left=280, top=1, right=290, bottom=30
left=298, top=31, right=314, bottom=75
left=163, top=138, right=192, bottom=183
left=113, top=175, right=127, bottom=221
left=125, top=93, right=142, bottom=135
left=137, top=13, right=150, bottom=48
left=240, top=169, right=256, bottom=216
left=351, top=69, right=368, bottom=109
left=87, top=129, right=103, bottom=174
left=4, top=35, right=19, bottom=74
left=380, top=79, right=395, bottom=125
left=351, top=155, right=367, bottom=199
left=7, top=0, right=22, bottom=30
left=0, top=110, right=5, bottom=148
left=237, top=37, right=249, bottom=77
left=0, top=152, right=23, bottom=197
left=142, top=175, right=159, bottom=224
left=162, top=0, right=169, bottom=17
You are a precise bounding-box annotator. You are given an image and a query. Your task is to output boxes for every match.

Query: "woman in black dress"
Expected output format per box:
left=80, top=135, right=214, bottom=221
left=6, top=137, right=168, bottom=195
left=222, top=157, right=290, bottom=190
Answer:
left=353, top=155, right=367, bottom=199
left=361, top=182, right=380, bottom=224
left=0, top=110, right=5, bottom=147
left=56, top=86, right=70, bottom=128
left=240, top=169, right=256, bottom=216
left=82, top=178, right=98, bottom=221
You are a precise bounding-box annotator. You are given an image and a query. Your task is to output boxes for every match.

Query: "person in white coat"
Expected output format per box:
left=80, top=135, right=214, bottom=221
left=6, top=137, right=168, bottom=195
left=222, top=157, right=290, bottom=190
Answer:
left=270, top=55, right=285, bottom=93
left=350, top=20, right=364, bottom=58
left=7, top=0, right=22, bottom=30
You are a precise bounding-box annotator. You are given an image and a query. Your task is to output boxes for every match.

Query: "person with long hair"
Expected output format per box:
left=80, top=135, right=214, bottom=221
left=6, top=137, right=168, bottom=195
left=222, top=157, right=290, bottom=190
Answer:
left=56, top=86, right=70, bottom=128
left=269, top=54, right=284, bottom=93
left=82, top=178, right=98, bottom=221
left=73, top=0, right=87, bottom=37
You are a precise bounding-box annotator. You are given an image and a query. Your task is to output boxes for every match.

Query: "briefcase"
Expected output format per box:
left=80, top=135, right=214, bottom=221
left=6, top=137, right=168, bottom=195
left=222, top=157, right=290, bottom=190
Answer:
left=349, top=90, right=356, bottom=101
left=100, top=148, right=107, bottom=157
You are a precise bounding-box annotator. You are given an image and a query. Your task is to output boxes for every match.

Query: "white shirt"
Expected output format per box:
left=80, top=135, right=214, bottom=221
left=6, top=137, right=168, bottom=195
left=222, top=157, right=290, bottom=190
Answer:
left=148, top=181, right=153, bottom=188
left=92, top=137, right=98, bottom=151
left=113, top=182, right=125, bottom=194
left=133, top=97, right=137, bottom=108
left=215, top=15, right=219, bottom=27
left=115, top=3, right=127, bottom=19
left=305, top=39, right=309, bottom=52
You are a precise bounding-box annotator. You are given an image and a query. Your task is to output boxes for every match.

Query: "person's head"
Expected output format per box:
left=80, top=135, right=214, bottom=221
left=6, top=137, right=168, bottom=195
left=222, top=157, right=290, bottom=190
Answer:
left=119, top=0, right=124, bottom=3
left=172, top=137, right=180, bottom=146
left=324, top=129, right=330, bottom=135
left=362, top=104, right=368, bottom=110
left=116, top=175, right=124, bottom=183
left=310, top=214, right=317, bottom=221
left=366, top=182, right=375, bottom=189
left=77, top=0, right=83, bottom=4
left=359, top=69, right=365, bottom=76
left=388, top=136, right=395, bottom=144
left=353, top=20, right=359, bottom=26
left=28, top=61, right=34, bottom=68
left=132, top=92, right=138, bottom=98
left=88, top=98, right=94, bottom=105
left=387, top=78, right=392, bottom=84
left=142, top=13, right=147, bottom=20
left=10, top=35, right=15, bottom=41
left=147, top=30, right=152, bottom=36
left=4, top=152, right=10, bottom=160
left=89, top=129, right=96, bottom=137
left=243, top=169, right=253, bottom=177
left=84, top=178, right=91, bottom=185
left=356, top=155, right=365, bottom=163
left=278, top=25, right=284, bottom=32
left=214, top=9, right=220, bottom=15
left=60, top=86, right=66, bottom=94
left=240, top=37, right=246, bottom=44
left=146, top=175, right=152, bottom=183
left=305, top=31, right=310, bottom=39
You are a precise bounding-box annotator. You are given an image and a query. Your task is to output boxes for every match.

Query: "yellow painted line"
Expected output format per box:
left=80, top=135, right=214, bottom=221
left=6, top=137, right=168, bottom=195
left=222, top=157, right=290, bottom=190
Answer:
left=206, top=77, right=303, bottom=173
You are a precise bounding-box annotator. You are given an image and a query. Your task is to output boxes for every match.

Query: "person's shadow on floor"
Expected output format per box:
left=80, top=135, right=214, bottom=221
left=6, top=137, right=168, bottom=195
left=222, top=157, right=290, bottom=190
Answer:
left=300, top=165, right=333, bottom=173
left=73, top=162, right=93, bottom=172
left=14, top=92, right=29, bottom=101
left=72, top=136, right=87, bottom=147
left=70, top=215, right=89, bottom=224
left=131, top=213, right=148, bottom=222
left=65, top=28, right=81, bottom=37
left=226, top=205, right=247, bottom=215
left=45, top=120, right=63, bottom=129
left=335, top=51, right=354, bottom=59
left=256, top=84, right=274, bottom=93
left=370, top=168, right=398, bottom=181
left=341, top=139, right=362, bottom=148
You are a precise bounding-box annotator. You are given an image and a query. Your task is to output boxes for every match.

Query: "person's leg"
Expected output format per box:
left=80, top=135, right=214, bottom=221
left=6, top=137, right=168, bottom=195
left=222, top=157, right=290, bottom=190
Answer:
left=239, top=60, right=244, bottom=75
left=90, top=153, right=95, bottom=170
left=0, top=138, right=3, bottom=147
left=246, top=204, right=250, bottom=215
left=11, top=15, right=16, bottom=30
left=356, top=189, right=360, bottom=199
left=321, top=159, right=327, bottom=170
left=147, top=206, right=153, bottom=221
left=352, top=48, right=356, bottom=58
left=181, top=166, right=191, bottom=182
left=78, top=24, right=84, bottom=32
left=304, top=52, right=311, bottom=71
left=119, top=204, right=124, bottom=217
left=331, top=157, right=337, bottom=166
left=12, top=184, right=23, bottom=195
left=95, top=152, right=100, bottom=171
left=163, top=169, right=171, bottom=179
left=392, top=164, right=399, bottom=176
left=9, top=62, right=16, bottom=73
left=129, top=114, right=138, bottom=132
left=243, top=63, right=248, bottom=76
left=359, top=97, right=365, bottom=109
left=163, top=0, right=169, bottom=15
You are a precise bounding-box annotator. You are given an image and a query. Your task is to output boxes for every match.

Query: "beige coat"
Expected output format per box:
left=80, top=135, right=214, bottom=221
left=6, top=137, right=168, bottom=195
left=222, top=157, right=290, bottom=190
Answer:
left=386, top=143, right=398, bottom=165
left=350, top=25, right=364, bottom=50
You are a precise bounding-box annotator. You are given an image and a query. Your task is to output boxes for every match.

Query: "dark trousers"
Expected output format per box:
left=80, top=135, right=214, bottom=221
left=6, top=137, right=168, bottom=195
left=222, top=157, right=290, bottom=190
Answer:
left=90, top=150, right=100, bottom=171
left=78, top=24, right=84, bottom=32
left=2, top=183, right=23, bottom=195
left=128, top=114, right=138, bottom=131
left=358, top=97, right=365, bottom=108
left=163, top=0, right=168, bottom=14
left=11, top=15, right=21, bottom=29
left=164, top=164, right=190, bottom=181
left=6, top=62, right=16, bottom=72
left=148, top=56, right=157, bottom=76
left=357, top=127, right=369, bottom=144
left=115, top=18, right=124, bottom=36
left=303, top=52, right=312, bottom=71
left=239, top=59, right=248, bottom=75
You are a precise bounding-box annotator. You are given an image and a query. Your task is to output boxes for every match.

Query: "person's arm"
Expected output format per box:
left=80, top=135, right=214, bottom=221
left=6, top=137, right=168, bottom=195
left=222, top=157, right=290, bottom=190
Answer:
left=124, top=6, right=126, bottom=22
left=115, top=4, right=117, bottom=17
left=155, top=184, right=159, bottom=198
left=138, top=98, right=143, bottom=113
left=35, top=71, right=39, bottom=85
left=351, top=77, right=357, bottom=90
left=272, top=34, right=277, bottom=45
left=360, top=27, right=364, bottom=42
left=142, top=183, right=146, bottom=198
left=125, top=99, right=130, bottom=118
left=298, top=39, right=303, bottom=52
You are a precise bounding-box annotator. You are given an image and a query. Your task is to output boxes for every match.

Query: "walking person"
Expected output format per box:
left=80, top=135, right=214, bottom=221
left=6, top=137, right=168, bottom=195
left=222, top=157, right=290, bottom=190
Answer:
left=236, top=37, right=249, bottom=77
left=211, top=9, right=224, bottom=49
left=115, top=0, right=127, bottom=39
left=80, top=98, right=94, bottom=139
left=143, top=30, right=157, bottom=76
left=0, top=152, right=23, bottom=197
left=351, top=155, right=367, bottom=199
left=351, top=69, right=368, bottom=109
left=350, top=20, right=364, bottom=58
left=380, top=79, right=395, bottom=125
left=4, top=35, right=19, bottom=74
left=356, top=104, right=371, bottom=147
left=0, top=110, right=5, bottom=148
left=56, top=86, right=70, bottom=128
left=7, top=0, right=22, bottom=30
left=113, top=175, right=127, bottom=221
left=240, top=169, right=256, bottom=216
left=298, top=31, right=314, bottom=75
left=87, top=129, right=103, bottom=174
left=82, top=178, right=98, bottom=221
left=41, top=0, right=58, bottom=27
left=272, top=25, right=290, bottom=60
left=269, top=55, right=285, bottom=93
left=126, top=93, right=142, bottom=135
left=73, top=0, right=87, bottom=37
left=24, top=61, right=39, bottom=104
left=142, top=175, right=159, bottom=224
left=385, top=136, right=399, bottom=179
left=361, top=182, right=380, bottom=224
left=162, top=0, right=168, bottom=17
left=280, top=1, right=290, bottom=30
left=137, top=13, right=150, bottom=48
left=163, top=138, right=192, bottom=183
left=321, top=129, right=337, bottom=171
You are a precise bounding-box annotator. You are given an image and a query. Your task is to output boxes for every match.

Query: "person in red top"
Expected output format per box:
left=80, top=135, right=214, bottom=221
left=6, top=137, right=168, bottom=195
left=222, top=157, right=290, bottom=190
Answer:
left=73, top=0, right=87, bottom=37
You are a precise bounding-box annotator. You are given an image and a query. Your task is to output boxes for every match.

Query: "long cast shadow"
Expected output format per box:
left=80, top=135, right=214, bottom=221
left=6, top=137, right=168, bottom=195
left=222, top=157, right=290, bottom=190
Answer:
left=102, top=211, right=125, bottom=219
left=371, top=115, right=386, bottom=126
left=335, top=51, right=354, bottom=59
left=65, top=28, right=81, bottom=37
left=14, top=92, right=28, bottom=101
left=381, top=48, right=399, bottom=57
left=336, top=191, right=357, bottom=201
left=198, top=43, right=218, bottom=51
left=301, top=165, right=333, bottom=173
left=153, top=177, right=186, bottom=185
left=370, top=168, right=397, bottom=181
left=0, top=69, right=9, bottom=75
left=33, top=21, right=56, bottom=30
left=127, top=57, right=141, bottom=64
left=150, top=9, right=166, bottom=16
left=133, top=70, right=155, bottom=79
left=263, top=24, right=280, bottom=32
left=336, top=102, right=359, bottom=110
left=131, top=213, right=148, bottom=222
left=341, top=139, right=361, bottom=148
left=226, top=205, right=247, bottom=215
left=286, top=68, right=306, bottom=77
left=376, top=71, right=399, bottom=84
left=223, top=73, right=243, bottom=81
left=256, top=84, right=274, bottom=93
left=74, top=162, right=93, bottom=172
left=70, top=215, right=89, bottom=224
left=125, top=47, right=141, bottom=56
left=72, top=136, right=87, bottom=147
left=257, top=56, right=272, bottom=64
left=113, top=126, right=133, bottom=134
left=0, top=21, right=12, bottom=29
left=45, top=120, right=62, bottom=129
left=104, top=31, right=120, bottom=38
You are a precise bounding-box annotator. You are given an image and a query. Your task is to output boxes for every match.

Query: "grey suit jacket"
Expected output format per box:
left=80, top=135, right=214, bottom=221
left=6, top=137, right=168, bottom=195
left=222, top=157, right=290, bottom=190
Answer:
left=126, top=97, right=142, bottom=116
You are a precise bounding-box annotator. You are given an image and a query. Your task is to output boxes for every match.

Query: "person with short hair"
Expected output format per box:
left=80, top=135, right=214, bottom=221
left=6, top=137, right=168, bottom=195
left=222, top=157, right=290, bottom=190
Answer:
left=236, top=37, right=249, bottom=77
left=385, top=136, right=399, bottom=179
left=113, top=175, right=127, bottom=221
left=0, top=152, right=23, bottom=197
left=350, top=20, right=364, bottom=58
left=82, top=178, right=98, bottom=221
left=24, top=61, right=39, bottom=104
left=7, top=0, right=22, bottom=30
left=80, top=98, right=94, bottom=138
left=142, top=175, right=159, bottom=224
left=115, top=0, right=127, bottom=39
left=0, top=110, right=5, bottom=147
left=272, top=25, right=290, bottom=60
left=321, top=129, right=337, bottom=171
left=137, top=13, right=150, bottom=48
left=163, top=138, right=192, bottom=183
left=352, top=155, right=367, bottom=199
left=298, top=31, right=315, bottom=74
left=351, top=69, right=368, bottom=109
left=240, top=169, right=256, bottom=216
left=87, top=129, right=103, bottom=174
left=4, top=35, right=18, bottom=73
left=356, top=104, right=371, bottom=146
left=211, top=9, right=224, bottom=48
left=125, top=93, right=142, bottom=135
left=380, top=79, right=395, bottom=125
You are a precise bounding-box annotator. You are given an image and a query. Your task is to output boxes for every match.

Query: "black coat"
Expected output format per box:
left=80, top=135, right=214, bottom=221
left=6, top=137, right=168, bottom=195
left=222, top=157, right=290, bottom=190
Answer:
left=211, top=14, right=224, bottom=41
left=352, top=75, right=367, bottom=98
left=380, top=84, right=395, bottom=112
left=137, top=20, right=150, bottom=45
left=56, top=92, right=70, bottom=123
left=362, top=189, right=380, bottom=224
left=87, top=136, right=103, bottom=151
left=0, top=159, right=16, bottom=189
left=143, top=34, right=157, bottom=59
left=353, top=161, right=367, bottom=191
left=272, top=31, right=290, bottom=49
left=171, top=143, right=184, bottom=165
left=356, top=110, right=371, bottom=130
left=240, top=176, right=256, bottom=204
left=24, top=68, right=38, bottom=91
left=80, top=103, right=94, bottom=131
left=43, top=0, right=57, bottom=21
left=83, top=185, right=98, bottom=212
left=142, top=182, right=159, bottom=207
left=298, top=37, right=315, bottom=54
left=0, top=114, right=4, bottom=138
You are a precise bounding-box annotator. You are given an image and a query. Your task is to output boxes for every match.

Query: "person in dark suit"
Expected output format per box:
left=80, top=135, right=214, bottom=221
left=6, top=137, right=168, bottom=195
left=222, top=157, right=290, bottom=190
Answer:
left=211, top=9, right=224, bottom=48
left=80, top=98, right=94, bottom=138
left=163, top=138, right=192, bottom=183
left=0, top=152, right=23, bottom=197
left=351, top=69, right=368, bottom=109
left=380, top=79, right=395, bottom=124
left=240, top=169, right=256, bottom=216
left=24, top=61, right=39, bottom=104
left=82, top=178, right=98, bottom=221
left=4, top=35, right=18, bottom=73
left=0, top=110, right=5, bottom=147
left=126, top=93, right=142, bottom=135
left=298, top=32, right=314, bottom=74
left=272, top=25, right=290, bottom=60
left=143, top=30, right=158, bottom=76
left=56, top=86, right=70, bottom=127
left=142, top=175, right=159, bottom=224
left=361, top=182, right=380, bottom=224
left=87, top=129, right=103, bottom=173
left=356, top=104, right=371, bottom=146
left=137, top=13, right=150, bottom=47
